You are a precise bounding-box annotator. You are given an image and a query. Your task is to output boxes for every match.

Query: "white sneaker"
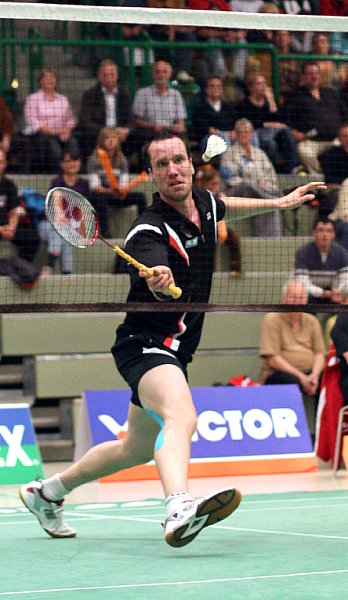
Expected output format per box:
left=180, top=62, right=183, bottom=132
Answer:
left=19, top=480, right=77, bottom=538
left=164, top=487, right=241, bottom=548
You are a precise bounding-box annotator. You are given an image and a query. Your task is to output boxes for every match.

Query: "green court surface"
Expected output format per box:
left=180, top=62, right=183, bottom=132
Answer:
left=1, top=490, right=348, bottom=599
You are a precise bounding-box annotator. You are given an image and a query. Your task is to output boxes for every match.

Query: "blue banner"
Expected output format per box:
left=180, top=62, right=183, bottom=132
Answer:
left=85, top=385, right=312, bottom=459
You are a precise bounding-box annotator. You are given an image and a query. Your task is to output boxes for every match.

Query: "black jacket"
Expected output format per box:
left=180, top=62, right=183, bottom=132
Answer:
left=78, top=83, right=133, bottom=136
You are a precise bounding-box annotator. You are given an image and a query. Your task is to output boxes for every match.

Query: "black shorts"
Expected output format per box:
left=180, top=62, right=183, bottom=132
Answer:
left=111, top=332, right=188, bottom=407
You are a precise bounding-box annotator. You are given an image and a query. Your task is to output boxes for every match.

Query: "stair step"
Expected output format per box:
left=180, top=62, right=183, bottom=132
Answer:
left=32, top=416, right=60, bottom=430
left=0, top=389, right=33, bottom=405
left=38, top=439, right=74, bottom=462
left=0, top=365, right=23, bottom=386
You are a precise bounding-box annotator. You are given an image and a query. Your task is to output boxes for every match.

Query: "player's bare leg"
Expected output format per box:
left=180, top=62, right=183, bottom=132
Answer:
left=138, top=363, right=242, bottom=547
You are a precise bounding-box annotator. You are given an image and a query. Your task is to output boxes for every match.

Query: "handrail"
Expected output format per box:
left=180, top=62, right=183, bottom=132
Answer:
left=0, top=35, right=347, bottom=101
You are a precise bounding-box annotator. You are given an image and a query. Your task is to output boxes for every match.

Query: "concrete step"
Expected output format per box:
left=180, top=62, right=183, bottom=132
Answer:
left=0, top=364, right=23, bottom=386
left=38, top=439, right=74, bottom=462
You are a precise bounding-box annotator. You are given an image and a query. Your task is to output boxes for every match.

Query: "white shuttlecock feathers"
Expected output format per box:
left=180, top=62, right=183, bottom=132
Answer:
left=202, top=134, right=228, bottom=162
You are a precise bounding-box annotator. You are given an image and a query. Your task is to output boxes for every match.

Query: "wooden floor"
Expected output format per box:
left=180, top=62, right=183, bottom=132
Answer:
left=1, top=462, right=348, bottom=508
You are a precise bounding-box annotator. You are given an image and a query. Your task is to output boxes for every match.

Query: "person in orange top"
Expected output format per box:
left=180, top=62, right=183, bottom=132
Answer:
left=87, top=127, right=147, bottom=237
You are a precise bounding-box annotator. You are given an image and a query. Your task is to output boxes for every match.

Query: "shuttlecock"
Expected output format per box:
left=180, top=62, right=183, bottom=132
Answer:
left=202, top=134, right=228, bottom=162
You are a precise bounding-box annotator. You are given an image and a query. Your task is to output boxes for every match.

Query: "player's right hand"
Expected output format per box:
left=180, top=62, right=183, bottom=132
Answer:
left=139, top=265, right=175, bottom=296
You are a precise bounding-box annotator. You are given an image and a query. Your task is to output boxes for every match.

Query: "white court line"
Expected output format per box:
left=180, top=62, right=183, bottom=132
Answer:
left=1, top=569, right=348, bottom=596
left=214, top=524, right=348, bottom=541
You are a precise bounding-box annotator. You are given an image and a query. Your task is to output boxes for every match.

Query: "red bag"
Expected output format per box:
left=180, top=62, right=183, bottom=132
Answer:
left=228, top=374, right=257, bottom=387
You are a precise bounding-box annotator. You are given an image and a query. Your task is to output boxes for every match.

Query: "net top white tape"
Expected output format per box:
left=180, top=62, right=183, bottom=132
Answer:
left=1, top=2, right=348, bottom=32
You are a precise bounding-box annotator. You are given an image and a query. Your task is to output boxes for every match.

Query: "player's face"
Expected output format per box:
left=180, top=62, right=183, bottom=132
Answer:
left=148, top=138, right=194, bottom=204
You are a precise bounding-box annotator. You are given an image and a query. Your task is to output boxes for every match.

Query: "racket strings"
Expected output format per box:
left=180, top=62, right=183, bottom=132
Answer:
left=46, top=188, right=98, bottom=248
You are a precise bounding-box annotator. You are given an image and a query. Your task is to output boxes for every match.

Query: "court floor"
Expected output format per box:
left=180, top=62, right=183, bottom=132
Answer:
left=1, top=465, right=348, bottom=599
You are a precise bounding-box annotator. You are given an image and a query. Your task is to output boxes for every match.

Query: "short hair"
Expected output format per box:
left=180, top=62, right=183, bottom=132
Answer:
left=142, top=129, right=191, bottom=170
left=98, top=59, right=118, bottom=73
left=61, top=149, right=82, bottom=162
left=37, top=69, right=57, bottom=86
left=301, top=61, right=320, bottom=74
left=312, top=217, right=334, bottom=230
left=234, top=118, right=254, bottom=133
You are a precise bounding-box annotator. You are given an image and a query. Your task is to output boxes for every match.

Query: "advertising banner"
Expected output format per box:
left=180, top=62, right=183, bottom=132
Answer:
left=0, top=404, right=43, bottom=485
left=75, top=385, right=316, bottom=481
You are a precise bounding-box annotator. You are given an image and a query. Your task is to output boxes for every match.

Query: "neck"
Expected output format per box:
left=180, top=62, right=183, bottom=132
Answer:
left=63, top=174, right=77, bottom=186
left=162, top=194, right=195, bottom=219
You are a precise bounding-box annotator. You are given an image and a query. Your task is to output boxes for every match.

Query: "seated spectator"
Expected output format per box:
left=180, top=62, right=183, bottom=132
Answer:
left=220, top=118, right=282, bottom=236
left=311, top=32, right=340, bottom=88
left=294, top=217, right=348, bottom=304
left=77, top=60, right=132, bottom=161
left=246, top=2, right=280, bottom=83
left=87, top=127, right=147, bottom=237
left=272, top=30, right=300, bottom=100
left=191, top=76, right=237, bottom=151
left=283, top=61, right=347, bottom=174
left=0, top=150, right=39, bottom=263
left=121, top=24, right=155, bottom=86
left=259, top=280, right=325, bottom=400
left=146, top=0, right=195, bottom=73
left=320, top=124, right=348, bottom=248
left=23, top=69, right=79, bottom=173
left=0, top=94, right=14, bottom=156
left=194, top=165, right=241, bottom=274
left=124, top=60, right=187, bottom=165
left=40, top=149, right=90, bottom=276
left=237, top=73, right=297, bottom=173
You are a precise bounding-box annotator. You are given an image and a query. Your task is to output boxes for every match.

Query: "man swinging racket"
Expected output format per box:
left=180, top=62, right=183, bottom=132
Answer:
left=19, top=129, right=325, bottom=547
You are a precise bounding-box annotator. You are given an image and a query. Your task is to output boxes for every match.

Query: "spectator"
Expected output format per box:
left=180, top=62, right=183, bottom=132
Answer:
left=272, top=30, right=300, bottom=100
left=87, top=127, right=147, bottom=237
left=23, top=69, right=79, bottom=173
left=40, top=149, right=90, bottom=276
left=320, top=0, right=348, bottom=15
left=0, top=94, right=14, bottom=156
left=121, top=24, right=155, bottom=86
left=294, top=217, right=348, bottom=304
left=237, top=73, right=298, bottom=173
left=191, top=76, right=237, bottom=151
left=319, top=123, right=348, bottom=233
left=283, top=61, right=347, bottom=174
left=220, top=118, right=282, bottom=236
left=0, top=149, right=39, bottom=263
left=124, top=60, right=187, bottom=165
left=259, top=279, right=325, bottom=399
left=77, top=60, right=132, bottom=161
left=194, top=165, right=241, bottom=274
left=311, top=32, right=340, bottom=88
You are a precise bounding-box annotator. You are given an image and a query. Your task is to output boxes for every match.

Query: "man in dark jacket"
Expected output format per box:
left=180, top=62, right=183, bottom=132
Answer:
left=191, top=76, right=237, bottom=151
left=77, top=60, right=132, bottom=160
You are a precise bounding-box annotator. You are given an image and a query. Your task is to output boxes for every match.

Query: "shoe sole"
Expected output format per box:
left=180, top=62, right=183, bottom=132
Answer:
left=18, top=487, right=76, bottom=539
left=165, top=487, right=242, bottom=548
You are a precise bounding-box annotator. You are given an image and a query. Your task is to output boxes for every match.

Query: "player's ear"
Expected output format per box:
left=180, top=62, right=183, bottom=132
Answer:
left=190, top=159, right=195, bottom=176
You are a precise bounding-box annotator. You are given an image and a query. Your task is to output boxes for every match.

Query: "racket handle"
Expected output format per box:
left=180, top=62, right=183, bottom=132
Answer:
left=113, top=244, right=182, bottom=299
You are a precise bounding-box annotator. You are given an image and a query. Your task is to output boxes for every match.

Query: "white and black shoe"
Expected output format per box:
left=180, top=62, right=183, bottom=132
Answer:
left=164, top=487, right=241, bottom=548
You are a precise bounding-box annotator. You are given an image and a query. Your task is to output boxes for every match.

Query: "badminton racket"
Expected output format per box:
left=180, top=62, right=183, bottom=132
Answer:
left=45, top=187, right=182, bottom=299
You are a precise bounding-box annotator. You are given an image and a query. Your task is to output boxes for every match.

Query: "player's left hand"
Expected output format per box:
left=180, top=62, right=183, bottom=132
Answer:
left=279, top=182, right=326, bottom=208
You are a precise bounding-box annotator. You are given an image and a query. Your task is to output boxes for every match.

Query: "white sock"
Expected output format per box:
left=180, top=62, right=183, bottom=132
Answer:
left=41, top=474, right=71, bottom=502
left=165, top=492, right=194, bottom=517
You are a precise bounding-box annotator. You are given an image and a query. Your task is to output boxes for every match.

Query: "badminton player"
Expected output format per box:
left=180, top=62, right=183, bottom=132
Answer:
left=19, top=129, right=325, bottom=547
